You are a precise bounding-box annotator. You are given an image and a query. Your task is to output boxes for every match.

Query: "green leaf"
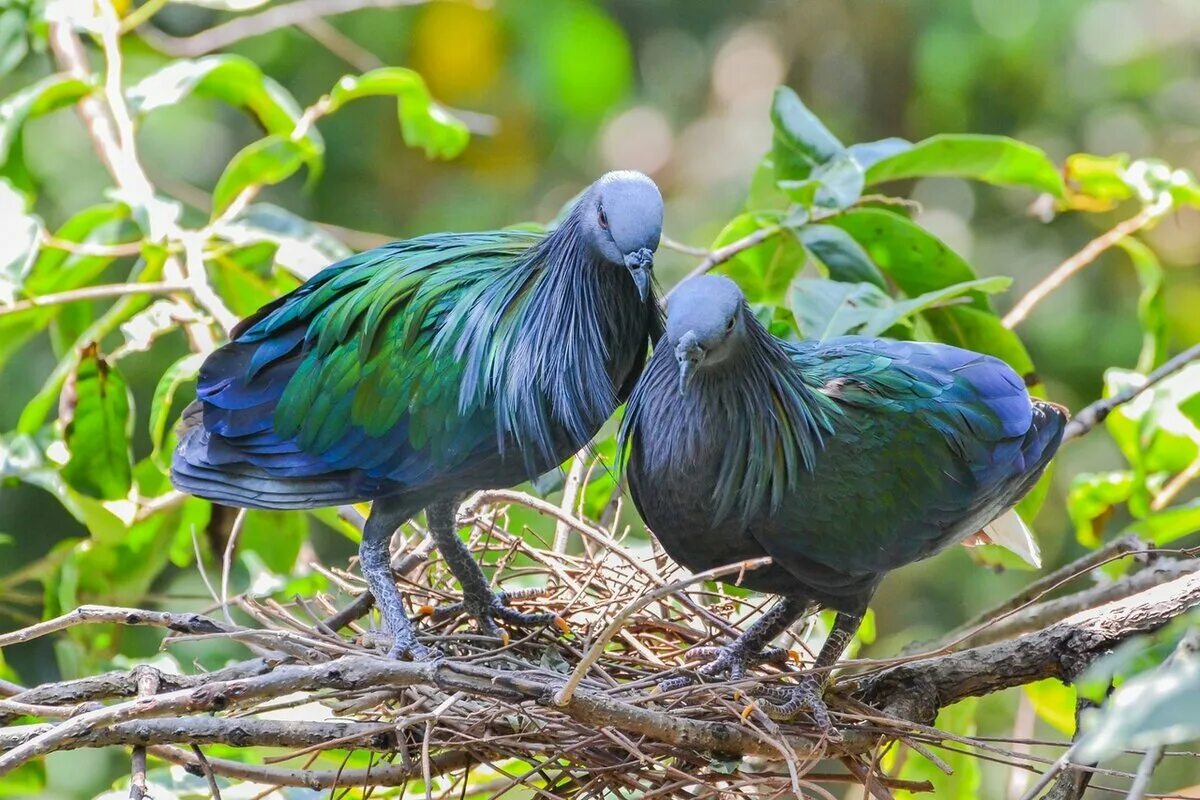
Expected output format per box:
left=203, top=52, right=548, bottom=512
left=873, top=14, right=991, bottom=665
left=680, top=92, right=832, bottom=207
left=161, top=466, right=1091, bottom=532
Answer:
left=216, top=202, right=352, bottom=280
left=746, top=155, right=790, bottom=211
left=1068, top=471, right=1135, bottom=547
left=149, top=353, right=204, bottom=472
left=828, top=208, right=989, bottom=310
left=846, top=137, right=912, bottom=171
left=865, top=134, right=1064, bottom=196
left=781, top=150, right=863, bottom=211
left=924, top=304, right=1036, bottom=378
left=791, top=277, right=1009, bottom=341
left=0, top=10, right=28, bottom=78
left=1075, top=630, right=1200, bottom=763
left=861, top=277, right=1011, bottom=337
left=0, top=177, right=42, bottom=305
left=1105, top=366, right=1200, bottom=503
left=769, top=86, right=843, bottom=183
left=327, top=68, right=469, bottom=160
left=709, top=214, right=799, bottom=305
left=1117, top=238, right=1167, bottom=373
left=1123, top=500, right=1200, bottom=546
left=0, top=73, right=95, bottom=169
left=59, top=343, right=134, bottom=501
left=127, top=55, right=321, bottom=161
left=791, top=279, right=893, bottom=341
left=1025, top=679, right=1078, bottom=736
left=0, top=202, right=139, bottom=373
left=211, top=135, right=317, bottom=219
left=1064, top=153, right=1133, bottom=206
left=797, top=224, right=885, bottom=288
left=240, top=510, right=307, bottom=574
left=886, top=698, right=981, bottom=798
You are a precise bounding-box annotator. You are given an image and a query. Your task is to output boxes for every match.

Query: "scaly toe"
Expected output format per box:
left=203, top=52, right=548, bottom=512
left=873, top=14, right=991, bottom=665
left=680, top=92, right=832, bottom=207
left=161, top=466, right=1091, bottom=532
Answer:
left=755, top=678, right=839, bottom=738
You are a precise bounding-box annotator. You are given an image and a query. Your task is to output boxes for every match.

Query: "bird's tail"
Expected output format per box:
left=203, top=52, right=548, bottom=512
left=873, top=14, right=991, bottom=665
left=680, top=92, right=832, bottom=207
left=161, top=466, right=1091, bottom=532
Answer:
left=170, top=402, right=364, bottom=510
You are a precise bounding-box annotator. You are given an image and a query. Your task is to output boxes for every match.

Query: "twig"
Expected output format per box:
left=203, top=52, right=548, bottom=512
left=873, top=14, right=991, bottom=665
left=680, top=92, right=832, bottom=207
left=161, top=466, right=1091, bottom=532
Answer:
left=1151, top=455, right=1200, bottom=512
left=659, top=235, right=710, bottom=258
left=554, top=557, right=771, bottom=706
left=667, top=224, right=783, bottom=299
left=1063, top=342, right=1200, bottom=442
left=147, top=744, right=476, bottom=789
left=129, top=668, right=159, bottom=800
left=1003, top=203, right=1165, bottom=329
left=553, top=458, right=587, bottom=554
left=0, top=282, right=189, bottom=318
left=138, top=0, right=436, bottom=57
left=220, top=509, right=248, bottom=624
left=1126, top=745, right=1163, bottom=800
left=190, top=745, right=223, bottom=800
left=0, top=605, right=227, bottom=648
left=930, top=534, right=1147, bottom=650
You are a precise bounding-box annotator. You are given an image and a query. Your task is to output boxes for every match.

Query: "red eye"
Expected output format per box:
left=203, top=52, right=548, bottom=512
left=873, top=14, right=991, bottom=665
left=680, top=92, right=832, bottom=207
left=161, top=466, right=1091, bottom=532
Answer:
left=598, top=208, right=609, bottom=229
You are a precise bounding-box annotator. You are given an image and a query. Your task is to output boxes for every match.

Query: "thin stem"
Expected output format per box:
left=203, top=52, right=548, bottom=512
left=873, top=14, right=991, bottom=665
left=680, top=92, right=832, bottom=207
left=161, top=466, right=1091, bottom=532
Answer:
left=118, top=0, right=170, bottom=33
left=0, top=282, right=188, bottom=317
left=1063, top=342, right=1200, bottom=442
left=667, top=224, right=783, bottom=299
left=1003, top=202, right=1166, bottom=329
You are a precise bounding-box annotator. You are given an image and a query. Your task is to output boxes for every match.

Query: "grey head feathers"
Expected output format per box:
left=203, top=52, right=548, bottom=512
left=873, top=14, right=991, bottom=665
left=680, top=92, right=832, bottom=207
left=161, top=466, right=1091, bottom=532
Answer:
left=622, top=274, right=835, bottom=524
left=667, top=274, right=749, bottom=391
left=575, top=171, right=663, bottom=301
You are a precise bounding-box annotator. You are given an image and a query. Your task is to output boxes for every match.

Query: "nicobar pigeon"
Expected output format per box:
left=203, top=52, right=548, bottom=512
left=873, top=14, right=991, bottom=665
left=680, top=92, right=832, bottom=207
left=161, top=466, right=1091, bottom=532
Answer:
left=621, top=275, right=1066, bottom=726
left=172, top=171, right=664, bottom=659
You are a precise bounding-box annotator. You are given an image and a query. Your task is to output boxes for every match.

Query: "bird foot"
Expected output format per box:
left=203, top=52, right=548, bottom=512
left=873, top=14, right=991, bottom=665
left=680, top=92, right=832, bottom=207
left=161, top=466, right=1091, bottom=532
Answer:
left=657, top=644, right=791, bottom=693
left=386, top=633, right=440, bottom=662
left=754, top=677, right=840, bottom=739
left=424, top=588, right=567, bottom=641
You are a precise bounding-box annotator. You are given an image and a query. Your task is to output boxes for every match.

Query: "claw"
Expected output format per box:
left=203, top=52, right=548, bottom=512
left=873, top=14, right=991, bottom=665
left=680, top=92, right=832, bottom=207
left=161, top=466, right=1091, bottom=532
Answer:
left=788, top=649, right=802, bottom=664
left=740, top=701, right=758, bottom=722
left=499, top=629, right=511, bottom=646
left=416, top=604, right=436, bottom=617
left=553, top=616, right=572, bottom=636
left=755, top=677, right=839, bottom=738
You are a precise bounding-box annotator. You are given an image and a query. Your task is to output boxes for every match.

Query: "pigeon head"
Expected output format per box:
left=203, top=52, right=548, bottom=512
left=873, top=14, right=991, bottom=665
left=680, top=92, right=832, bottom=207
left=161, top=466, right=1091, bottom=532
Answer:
left=577, top=171, right=663, bottom=302
left=665, top=275, right=748, bottom=393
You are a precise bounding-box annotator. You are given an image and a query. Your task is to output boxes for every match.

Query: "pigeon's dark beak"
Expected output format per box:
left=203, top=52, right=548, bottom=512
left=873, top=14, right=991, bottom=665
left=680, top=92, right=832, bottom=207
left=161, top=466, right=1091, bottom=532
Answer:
left=675, top=332, right=704, bottom=395
left=624, top=248, right=654, bottom=303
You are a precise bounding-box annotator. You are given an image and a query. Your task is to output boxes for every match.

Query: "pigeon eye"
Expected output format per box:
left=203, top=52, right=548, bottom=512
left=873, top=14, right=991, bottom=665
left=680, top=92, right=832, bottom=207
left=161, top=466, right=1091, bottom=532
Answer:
left=598, top=208, right=609, bottom=229
left=725, top=317, right=736, bottom=332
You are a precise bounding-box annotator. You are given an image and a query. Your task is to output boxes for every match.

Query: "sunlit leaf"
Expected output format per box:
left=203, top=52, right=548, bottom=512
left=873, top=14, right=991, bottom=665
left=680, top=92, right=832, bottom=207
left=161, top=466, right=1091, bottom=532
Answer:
left=240, top=510, right=307, bottom=574
left=710, top=213, right=802, bottom=305
left=328, top=68, right=470, bottom=160
left=211, top=135, right=318, bottom=219
left=59, top=343, right=133, bottom=501
left=0, top=73, right=95, bottom=171
left=216, top=202, right=352, bottom=281
left=0, top=202, right=139, bottom=373
left=828, top=208, right=989, bottom=310
left=1123, top=500, right=1200, bottom=546
left=864, top=277, right=1010, bottom=336
left=1117, top=238, right=1167, bottom=373
left=127, top=55, right=319, bottom=151
left=886, top=698, right=981, bottom=799
left=865, top=134, right=1064, bottom=196
left=1067, top=471, right=1135, bottom=547
left=1025, top=679, right=1077, bottom=736
left=0, top=9, right=29, bottom=78
left=0, top=177, right=42, bottom=305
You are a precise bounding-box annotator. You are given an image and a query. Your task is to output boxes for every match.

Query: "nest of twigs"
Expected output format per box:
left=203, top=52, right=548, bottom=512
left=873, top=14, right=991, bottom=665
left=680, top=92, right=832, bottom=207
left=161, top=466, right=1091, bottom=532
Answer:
left=6, top=487, right=1197, bottom=798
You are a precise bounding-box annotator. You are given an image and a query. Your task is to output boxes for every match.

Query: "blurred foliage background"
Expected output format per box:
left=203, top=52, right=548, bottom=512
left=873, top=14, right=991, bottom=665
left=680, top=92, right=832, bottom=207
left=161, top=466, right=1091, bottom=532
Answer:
left=2, top=0, right=1200, bottom=797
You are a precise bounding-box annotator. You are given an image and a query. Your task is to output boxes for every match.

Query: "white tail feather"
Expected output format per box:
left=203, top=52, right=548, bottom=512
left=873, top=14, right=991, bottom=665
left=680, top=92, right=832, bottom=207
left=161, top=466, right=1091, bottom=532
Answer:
left=966, top=509, right=1042, bottom=568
